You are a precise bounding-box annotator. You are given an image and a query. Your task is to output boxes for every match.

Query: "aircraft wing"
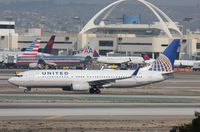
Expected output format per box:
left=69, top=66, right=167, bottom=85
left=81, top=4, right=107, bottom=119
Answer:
left=88, top=76, right=129, bottom=88
left=88, top=67, right=140, bottom=88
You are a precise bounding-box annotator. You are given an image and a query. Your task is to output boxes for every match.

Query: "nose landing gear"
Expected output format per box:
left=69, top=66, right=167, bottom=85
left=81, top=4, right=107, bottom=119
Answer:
left=24, top=87, right=31, bottom=93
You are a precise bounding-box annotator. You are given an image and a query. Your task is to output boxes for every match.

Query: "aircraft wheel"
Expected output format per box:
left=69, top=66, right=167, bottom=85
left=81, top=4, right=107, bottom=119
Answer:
left=89, top=88, right=95, bottom=94
left=27, top=87, right=31, bottom=91
left=24, top=89, right=28, bottom=93
left=24, top=88, right=31, bottom=93
left=95, top=89, right=101, bottom=94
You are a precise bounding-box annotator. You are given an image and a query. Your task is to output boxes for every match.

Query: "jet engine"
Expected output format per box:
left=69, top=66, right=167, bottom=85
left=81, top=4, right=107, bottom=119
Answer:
left=29, top=58, right=57, bottom=69
left=62, top=82, right=90, bottom=91
left=71, top=82, right=90, bottom=91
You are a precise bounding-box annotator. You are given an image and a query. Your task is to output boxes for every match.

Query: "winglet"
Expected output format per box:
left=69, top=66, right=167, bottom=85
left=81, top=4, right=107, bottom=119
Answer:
left=132, top=66, right=140, bottom=76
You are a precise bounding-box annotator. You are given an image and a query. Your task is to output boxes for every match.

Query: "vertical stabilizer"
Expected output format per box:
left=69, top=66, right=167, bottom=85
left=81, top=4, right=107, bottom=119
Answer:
left=149, top=39, right=180, bottom=72
left=43, top=35, right=56, bottom=54
left=25, top=38, right=41, bottom=52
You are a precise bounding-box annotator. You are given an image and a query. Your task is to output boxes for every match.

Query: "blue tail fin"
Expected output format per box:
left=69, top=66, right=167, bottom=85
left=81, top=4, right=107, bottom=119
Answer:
left=163, top=39, right=180, bottom=67
left=149, top=39, right=180, bottom=72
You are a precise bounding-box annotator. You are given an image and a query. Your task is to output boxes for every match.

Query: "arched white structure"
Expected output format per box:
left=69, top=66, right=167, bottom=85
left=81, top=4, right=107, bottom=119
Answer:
left=80, top=0, right=182, bottom=38
left=80, top=0, right=126, bottom=34
left=143, top=0, right=182, bottom=36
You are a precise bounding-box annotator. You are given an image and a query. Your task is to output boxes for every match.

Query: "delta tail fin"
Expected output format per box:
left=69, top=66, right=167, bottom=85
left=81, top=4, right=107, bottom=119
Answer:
left=141, top=53, right=151, bottom=61
left=149, top=39, right=180, bottom=72
left=42, top=35, right=55, bottom=54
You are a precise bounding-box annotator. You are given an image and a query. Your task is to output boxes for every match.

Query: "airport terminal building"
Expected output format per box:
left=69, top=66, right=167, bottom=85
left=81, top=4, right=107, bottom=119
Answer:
left=0, top=0, right=200, bottom=60
left=78, top=0, right=182, bottom=59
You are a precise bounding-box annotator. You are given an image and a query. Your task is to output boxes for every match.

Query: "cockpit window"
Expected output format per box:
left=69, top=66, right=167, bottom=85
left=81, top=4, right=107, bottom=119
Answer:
left=16, top=75, right=23, bottom=77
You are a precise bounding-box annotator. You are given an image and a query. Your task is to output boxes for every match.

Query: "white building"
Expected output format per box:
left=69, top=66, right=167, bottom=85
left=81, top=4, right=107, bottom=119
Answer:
left=78, top=0, right=183, bottom=59
left=0, top=21, right=18, bottom=50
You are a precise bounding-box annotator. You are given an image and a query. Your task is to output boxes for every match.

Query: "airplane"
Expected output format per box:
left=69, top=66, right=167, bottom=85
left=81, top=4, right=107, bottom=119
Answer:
left=142, top=53, right=200, bottom=68
left=174, top=60, right=200, bottom=68
left=0, top=36, right=56, bottom=68
left=1, top=35, right=55, bottom=59
left=29, top=58, right=57, bottom=69
left=75, top=45, right=100, bottom=58
left=17, top=46, right=96, bottom=69
left=8, top=39, right=180, bottom=94
left=97, top=55, right=144, bottom=65
left=0, top=38, right=42, bottom=58
left=81, top=46, right=144, bottom=69
left=0, top=38, right=42, bottom=67
left=18, top=35, right=56, bottom=57
left=41, top=35, right=55, bottom=54
left=17, top=38, right=42, bottom=57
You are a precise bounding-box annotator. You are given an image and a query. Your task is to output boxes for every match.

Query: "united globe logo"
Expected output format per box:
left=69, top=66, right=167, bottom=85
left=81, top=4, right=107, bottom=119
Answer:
left=149, top=54, right=173, bottom=72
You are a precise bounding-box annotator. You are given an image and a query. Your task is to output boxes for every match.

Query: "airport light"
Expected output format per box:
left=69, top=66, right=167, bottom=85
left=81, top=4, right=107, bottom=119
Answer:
left=183, top=17, right=193, bottom=34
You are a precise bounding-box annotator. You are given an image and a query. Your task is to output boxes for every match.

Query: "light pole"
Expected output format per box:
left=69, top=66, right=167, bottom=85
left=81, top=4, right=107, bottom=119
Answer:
left=183, top=17, right=192, bottom=34
left=73, top=16, right=82, bottom=51
left=73, top=16, right=82, bottom=32
left=183, top=17, right=193, bottom=59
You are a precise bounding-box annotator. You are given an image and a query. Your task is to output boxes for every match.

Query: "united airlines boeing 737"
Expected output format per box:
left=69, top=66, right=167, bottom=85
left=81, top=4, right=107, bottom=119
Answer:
left=8, top=39, right=180, bottom=94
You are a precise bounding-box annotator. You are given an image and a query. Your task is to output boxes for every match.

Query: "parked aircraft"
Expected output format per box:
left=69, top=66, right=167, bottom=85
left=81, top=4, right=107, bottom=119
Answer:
left=0, top=38, right=42, bottom=60
left=29, top=58, right=57, bottom=69
left=18, top=38, right=42, bottom=57
left=41, top=35, right=55, bottom=54
left=142, top=53, right=200, bottom=68
left=18, top=35, right=56, bottom=57
left=81, top=46, right=144, bottom=69
left=17, top=46, right=96, bottom=69
left=97, top=56, right=144, bottom=65
left=8, top=39, right=180, bottom=94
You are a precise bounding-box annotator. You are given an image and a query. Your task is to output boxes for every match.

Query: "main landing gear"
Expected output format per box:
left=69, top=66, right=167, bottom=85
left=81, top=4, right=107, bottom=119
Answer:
left=89, top=88, right=101, bottom=94
left=24, top=87, right=31, bottom=93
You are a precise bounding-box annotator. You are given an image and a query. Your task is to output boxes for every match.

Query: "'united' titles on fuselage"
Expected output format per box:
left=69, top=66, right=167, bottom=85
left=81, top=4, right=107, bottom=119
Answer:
left=8, top=39, right=180, bottom=94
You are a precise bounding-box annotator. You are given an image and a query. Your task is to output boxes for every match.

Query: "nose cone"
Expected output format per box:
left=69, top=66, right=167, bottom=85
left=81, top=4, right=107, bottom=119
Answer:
left=8, top=77, right=18, bottom=86
left=8, top=77, right=13, bottom=83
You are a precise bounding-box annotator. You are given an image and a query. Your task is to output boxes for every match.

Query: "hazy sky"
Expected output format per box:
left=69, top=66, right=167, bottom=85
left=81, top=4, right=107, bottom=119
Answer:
left=0, top=0, right=199, bottom=6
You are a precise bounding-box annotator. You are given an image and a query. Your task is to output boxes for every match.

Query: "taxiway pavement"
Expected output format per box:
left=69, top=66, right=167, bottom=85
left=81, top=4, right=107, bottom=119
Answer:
left=0, top=103, right=198, bottom=120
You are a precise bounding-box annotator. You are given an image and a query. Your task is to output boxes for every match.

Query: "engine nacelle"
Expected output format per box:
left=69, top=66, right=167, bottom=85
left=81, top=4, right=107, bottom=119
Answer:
left=29, top=63, right=44, bottom=69
left=72, top=82, right=90, bottom=91
left=29, top=63, right=39, bottom=69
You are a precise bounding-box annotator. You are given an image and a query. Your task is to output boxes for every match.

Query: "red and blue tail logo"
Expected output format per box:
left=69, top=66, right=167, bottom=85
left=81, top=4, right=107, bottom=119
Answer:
left=21, top=38, right=41, bottom=57
left=25, top=38, right=41, bottom=52
left=43, top=35, right=55, bottom=54
left=149, top=39, right=180, bottom=72
left=83, top=46, right=99, bottom=57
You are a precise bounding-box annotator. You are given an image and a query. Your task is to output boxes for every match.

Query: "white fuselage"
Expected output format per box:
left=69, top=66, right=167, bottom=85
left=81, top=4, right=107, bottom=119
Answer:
left=174, top=60, right=200, bottom=67
left=8, top=67, right=168, bottom=90
left=97, top=56, right=144, bottom=64
left=145, top=58, right=199, bottom=68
